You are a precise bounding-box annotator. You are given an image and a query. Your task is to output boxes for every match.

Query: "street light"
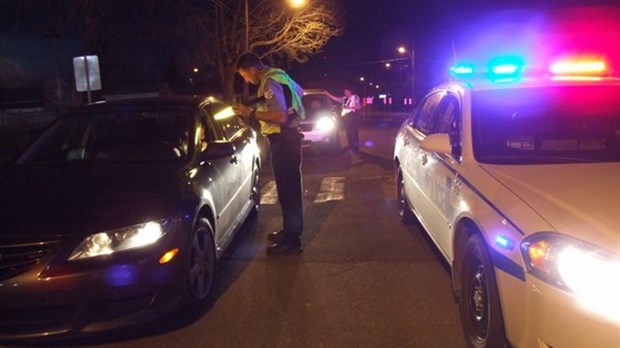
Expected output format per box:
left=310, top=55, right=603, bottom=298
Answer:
left=287, top=0, right=308, bottom=9
left=398, top=45, right=415, bottom=104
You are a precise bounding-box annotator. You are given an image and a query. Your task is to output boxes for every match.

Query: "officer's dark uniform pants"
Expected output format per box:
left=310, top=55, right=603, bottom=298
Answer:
left=344, top=112, right=359, bottom=149
left=267, top=128, right=303, bottom=246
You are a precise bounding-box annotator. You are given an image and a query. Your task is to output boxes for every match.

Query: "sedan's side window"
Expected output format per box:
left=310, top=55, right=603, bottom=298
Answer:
left=414, top=92, right=444, bottom=135
left=200, top=108, right=223, bottom=141
left=196, top=109, right=221, bottom=152
left=209, top=103, right=245, bottom=140
left=219, top=116, right=244, bottom=140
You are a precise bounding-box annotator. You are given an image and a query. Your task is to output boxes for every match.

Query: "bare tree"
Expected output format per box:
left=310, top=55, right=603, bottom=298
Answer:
left=210, top=0, right=343, bottom=102
left=249, top=1, right=343, bottom=63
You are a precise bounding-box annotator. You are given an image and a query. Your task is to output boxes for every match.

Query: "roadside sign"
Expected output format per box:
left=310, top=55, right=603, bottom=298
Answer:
left=73, top=55, right=101, bottom=103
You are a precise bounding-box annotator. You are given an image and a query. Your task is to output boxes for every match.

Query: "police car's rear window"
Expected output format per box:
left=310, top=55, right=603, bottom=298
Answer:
left=472, top=85, right=620, bottom=164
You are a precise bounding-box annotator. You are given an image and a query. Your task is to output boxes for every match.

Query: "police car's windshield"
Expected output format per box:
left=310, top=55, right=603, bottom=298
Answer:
left=16, top=109, right=191, bottom=165
left=472, top=85, right=620, bottom=164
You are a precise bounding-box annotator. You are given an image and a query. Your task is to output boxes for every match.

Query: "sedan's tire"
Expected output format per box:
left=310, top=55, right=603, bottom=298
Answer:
left=184, top=218, right=216, bottom=309
left=459, top=234, right=508, bottom=348
left=397, top=168, right=416, bottom=224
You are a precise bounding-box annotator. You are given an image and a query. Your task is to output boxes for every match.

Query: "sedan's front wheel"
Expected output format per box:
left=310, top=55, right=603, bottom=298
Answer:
left=459, top=234, right=508, bottom=348
left=185, top=218, right=216, bottom=309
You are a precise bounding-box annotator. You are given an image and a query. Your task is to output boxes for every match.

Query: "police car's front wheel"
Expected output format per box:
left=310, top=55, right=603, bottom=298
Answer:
left=459, top=234, right=508, bottom=348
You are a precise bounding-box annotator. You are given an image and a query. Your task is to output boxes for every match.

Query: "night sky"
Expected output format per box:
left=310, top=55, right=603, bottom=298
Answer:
left=296, top=0, right=620, bottom=98
left=1, top=0, right=618, bottom=103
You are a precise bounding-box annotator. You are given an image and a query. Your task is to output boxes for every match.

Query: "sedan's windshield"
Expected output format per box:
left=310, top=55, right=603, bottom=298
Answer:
left=472, top=85, right=620, bottom=164
left=16, top=108, right=191, bottom=165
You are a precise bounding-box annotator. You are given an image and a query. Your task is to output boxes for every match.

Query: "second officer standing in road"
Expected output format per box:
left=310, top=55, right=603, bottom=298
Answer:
left=232, top=52, right=305, bottom=255
left=324, top=86, right=361, bottom=151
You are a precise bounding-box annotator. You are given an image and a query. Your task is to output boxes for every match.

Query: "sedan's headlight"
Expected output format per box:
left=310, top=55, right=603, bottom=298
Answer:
left=69, top=221, right=167, bottom=260
left=315, top=115, right=336, bottom=132
left=521, top=232, right=620, bottom=321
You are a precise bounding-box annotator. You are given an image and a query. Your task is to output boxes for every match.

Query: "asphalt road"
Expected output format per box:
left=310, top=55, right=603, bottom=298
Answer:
left=4, top=123, right=467, bottom=348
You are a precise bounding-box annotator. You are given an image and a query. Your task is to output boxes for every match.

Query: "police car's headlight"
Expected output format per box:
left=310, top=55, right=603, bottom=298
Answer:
left=69, top=221, right=168, bottom=260
left=521, top=233, right=620, bottom=321
left=315, top=115, right=336, bottom=132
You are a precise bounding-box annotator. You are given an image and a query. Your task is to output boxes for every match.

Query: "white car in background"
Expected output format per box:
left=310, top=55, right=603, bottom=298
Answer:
left=299, top=89, right=341, bottom=153
left=394, top=55, right=619, bottom=348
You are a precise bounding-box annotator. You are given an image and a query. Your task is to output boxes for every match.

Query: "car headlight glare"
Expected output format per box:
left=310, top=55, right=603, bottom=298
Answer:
left=69, top=221, right=166, bottom=260
left=522, top=233, right=620, bottom=321
left=315, top=116, right=336, bottom=132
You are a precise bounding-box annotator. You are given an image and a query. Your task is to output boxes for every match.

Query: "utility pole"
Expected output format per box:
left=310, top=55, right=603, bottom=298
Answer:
left=242, top=0, right=250, bottom=102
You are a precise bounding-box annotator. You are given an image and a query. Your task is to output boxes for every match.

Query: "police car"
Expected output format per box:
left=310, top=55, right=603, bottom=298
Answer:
left=394, top=56, right=619, bottom=347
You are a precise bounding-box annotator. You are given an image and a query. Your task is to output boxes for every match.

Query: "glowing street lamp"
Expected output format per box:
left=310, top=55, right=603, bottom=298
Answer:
left=287, top=0, right=308, bottom=9
left=398, top=45, right=415, bottom=101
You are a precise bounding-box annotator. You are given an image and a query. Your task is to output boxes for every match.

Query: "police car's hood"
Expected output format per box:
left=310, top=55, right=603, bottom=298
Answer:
left=482, top=163, right=620, bottom=252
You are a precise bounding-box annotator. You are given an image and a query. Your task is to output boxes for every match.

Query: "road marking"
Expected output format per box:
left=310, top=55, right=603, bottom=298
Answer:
left=260, top=180, right=278, bottom=204
left=260, top=177, right=346, bottom=205
left=314, top=177, right=345, bottom=203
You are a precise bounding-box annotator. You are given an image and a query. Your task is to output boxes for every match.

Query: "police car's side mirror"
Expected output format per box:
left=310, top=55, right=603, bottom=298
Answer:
left=420, top=133, right=451, bottom=154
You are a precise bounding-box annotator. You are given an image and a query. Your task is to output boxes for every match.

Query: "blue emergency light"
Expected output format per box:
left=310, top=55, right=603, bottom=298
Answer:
left=487, top=56, right=524, bottom=81
left=450, top=64, right=476, bottom=78
left=450, top=56, right=525, bottom=83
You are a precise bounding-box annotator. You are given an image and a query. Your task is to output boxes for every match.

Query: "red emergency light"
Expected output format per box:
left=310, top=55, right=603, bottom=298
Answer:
left=549, top=59, right=607, bottom=76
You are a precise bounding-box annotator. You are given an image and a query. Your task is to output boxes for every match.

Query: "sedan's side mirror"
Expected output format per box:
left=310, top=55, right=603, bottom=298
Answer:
left=201, top=140, right=235, bottom=160
left=420, top=133, right=451, bottom=154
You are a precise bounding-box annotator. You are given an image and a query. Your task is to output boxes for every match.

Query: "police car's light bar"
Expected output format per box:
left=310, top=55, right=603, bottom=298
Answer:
left=450, top=56, right=610, bottom=81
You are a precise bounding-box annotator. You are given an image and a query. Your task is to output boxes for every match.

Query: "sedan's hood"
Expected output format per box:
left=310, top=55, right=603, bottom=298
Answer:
left=0, top=162, right=188, bottom=238
left=481, top=163, right=620, bottom=252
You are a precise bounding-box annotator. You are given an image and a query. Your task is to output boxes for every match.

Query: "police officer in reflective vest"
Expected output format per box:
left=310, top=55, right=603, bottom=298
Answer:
left=232, top=52, right=305, bottom=255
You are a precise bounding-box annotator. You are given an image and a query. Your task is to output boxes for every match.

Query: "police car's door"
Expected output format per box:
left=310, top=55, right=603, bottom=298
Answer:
left=403, top=91, right=445, bottom=226
left=418, top=92, right=461, bottom=258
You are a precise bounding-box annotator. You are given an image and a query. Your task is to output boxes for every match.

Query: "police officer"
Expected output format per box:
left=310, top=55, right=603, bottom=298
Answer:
left=324, top=87, right=361, bottom=151
left=232, top=53, right=305, bottom=255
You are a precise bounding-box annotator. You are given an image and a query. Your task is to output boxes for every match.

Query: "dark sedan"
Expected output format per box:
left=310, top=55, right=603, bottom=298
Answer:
left=0, top=96, right=261, bottom=340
